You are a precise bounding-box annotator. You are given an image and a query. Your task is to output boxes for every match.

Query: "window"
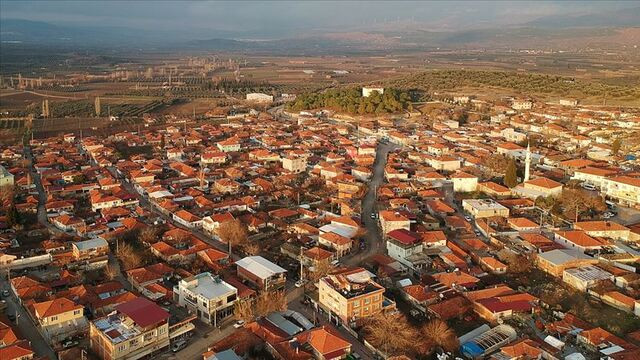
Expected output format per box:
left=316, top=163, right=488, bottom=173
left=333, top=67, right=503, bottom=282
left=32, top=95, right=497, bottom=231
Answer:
left=352, top=301, right=359, bottom=308
left=364, top=298, right=370, bottom=305
left=50, top=316, right=58, bottom=321
left=73, top=310, right=81, bottom=315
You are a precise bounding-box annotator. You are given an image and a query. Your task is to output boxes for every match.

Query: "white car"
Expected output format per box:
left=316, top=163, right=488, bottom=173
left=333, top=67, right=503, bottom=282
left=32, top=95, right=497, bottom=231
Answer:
left=464, top=216, right=472, bottom=222
left=294, top=279, right=306, bottom=288
left=233, top=320, right=245, bottom=328
left=603, top=212, right=615, bottom=219
left=581, top=183, right=596, bottom=191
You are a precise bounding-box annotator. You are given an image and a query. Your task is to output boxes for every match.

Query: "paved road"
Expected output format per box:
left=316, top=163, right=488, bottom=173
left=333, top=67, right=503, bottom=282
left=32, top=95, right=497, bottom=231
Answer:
left=1, top=279, right=57, bottom=360
left=24, top=146, right=64, bottom=236
left=342, top=141, right=396, bottom=266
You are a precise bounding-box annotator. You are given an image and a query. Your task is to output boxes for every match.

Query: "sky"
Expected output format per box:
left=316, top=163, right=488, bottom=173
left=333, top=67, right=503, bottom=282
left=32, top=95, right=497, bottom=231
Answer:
left=1, top=1, right=636, bottom=38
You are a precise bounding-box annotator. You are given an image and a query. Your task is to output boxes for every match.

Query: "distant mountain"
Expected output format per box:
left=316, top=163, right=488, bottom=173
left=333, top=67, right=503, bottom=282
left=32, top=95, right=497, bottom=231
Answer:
left=525, top=7, right=640, bottom=28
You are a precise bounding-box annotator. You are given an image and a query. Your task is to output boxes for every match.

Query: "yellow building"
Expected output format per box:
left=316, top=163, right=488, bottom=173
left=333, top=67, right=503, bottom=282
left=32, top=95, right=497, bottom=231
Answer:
left=30, top=297, right=86, bottom=344
left=318, top=268, right=394, bottom=324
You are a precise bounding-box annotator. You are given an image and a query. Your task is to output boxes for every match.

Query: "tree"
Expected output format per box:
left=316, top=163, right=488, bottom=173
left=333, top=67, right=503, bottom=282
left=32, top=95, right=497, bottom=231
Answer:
left=116, top=242, right=142, bottom=270
left=6, top=205, right=20, bottom=228
left=0, top=185, right=15, bottom=206
left=307, top=259, right=335, bottom=285
left=504, top=158, right=518, bottom=188
left=255, top=290, right=286, bottom=317
left=483, top=154, right=509, bottom=175
left=419, top=319, right=459, bottom=353
left=560, top=188, right=606, bottom=222
left=363, top=313, right=418, bottom=356
left=234, top=298, right=254, bottom=323
left=139, top=226, right=159, bottom=245
left=103, top=264, right=118, bottom=281
left=217, top=219, right=248, bottom=256
left=612, top=138, right=622, bottom=155
left=243, top=242, right=260, bottom=256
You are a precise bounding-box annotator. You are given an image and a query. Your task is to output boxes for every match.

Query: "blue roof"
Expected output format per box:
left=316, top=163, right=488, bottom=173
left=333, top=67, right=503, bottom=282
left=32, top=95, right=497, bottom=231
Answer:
left=460, top=341, right=484, bottom=357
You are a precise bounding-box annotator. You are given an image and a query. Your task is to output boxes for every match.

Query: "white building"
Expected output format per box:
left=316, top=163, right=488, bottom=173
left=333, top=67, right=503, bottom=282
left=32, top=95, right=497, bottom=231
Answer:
left=560, top=99, right=578, bottom=106
left=511, top=100, right=532, bottom=110
left=462, top=199, right=509, bottom=218
left=362, top=86, right=384, bottom=97
left=174, top=272, right=237, bottom=326
left=282, top=156, right=307, bottom=174
left=246, top=93, right=273, bottom=103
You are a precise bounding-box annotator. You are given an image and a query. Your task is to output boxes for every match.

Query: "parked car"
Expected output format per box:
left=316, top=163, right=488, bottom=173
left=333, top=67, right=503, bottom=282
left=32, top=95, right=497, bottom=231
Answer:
left=370, top=212, right=377, bottom=219
left=603, top=212, right=616, bottom=219
left=581, top=183, right=596, bottom=191
left=62, top=340, right=78, bottom=349
left=233, top=320, right=245, bottom=329
left=464, top=215, right=472, bottom=222
left=1, top=290, right=9, bottom=298
left=171, top=340, right=187, bottom=353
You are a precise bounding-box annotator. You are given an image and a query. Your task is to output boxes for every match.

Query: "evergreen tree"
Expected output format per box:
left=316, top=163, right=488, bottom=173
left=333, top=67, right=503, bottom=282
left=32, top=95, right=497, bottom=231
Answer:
left=504, top=158, right=518, bottom=188
left=6, top=205, right=20, bottom=228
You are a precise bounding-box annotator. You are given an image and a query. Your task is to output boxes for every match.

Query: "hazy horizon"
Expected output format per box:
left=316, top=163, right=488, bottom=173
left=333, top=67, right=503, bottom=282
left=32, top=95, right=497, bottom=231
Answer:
left=1, top=0, right=638, bottom=39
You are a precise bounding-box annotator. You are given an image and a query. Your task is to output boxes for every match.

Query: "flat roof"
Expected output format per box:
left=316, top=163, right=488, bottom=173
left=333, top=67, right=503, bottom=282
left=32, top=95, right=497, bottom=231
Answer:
left=180, top=272, right=236, bottom=300
left=236, top=256, right=287, bottom=279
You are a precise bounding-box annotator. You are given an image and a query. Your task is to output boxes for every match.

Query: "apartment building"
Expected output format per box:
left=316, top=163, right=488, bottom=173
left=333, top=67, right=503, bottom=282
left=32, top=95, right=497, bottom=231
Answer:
left=602, top=176, right=640, bottom=208
left=30, top=297, right=86, bottom=344
left=174, top=272, right=237, bottom=326
left=318, top=268, right=393, bottom=324
left=90, top=297, right=170, bottom=360
left=462, top=199, right=509, bottom=219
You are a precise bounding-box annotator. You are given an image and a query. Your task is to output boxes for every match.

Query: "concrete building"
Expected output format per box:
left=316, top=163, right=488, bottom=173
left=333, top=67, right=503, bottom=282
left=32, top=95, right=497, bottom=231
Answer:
left=246, top=93, right=273, bottom=103
left=318, top=268, right=393, bottom=324
left=90, top=297, right=171, bottom=360
left=174, top=272, right=237, bottom=326
left=235, top=256, right=287, bottom=291
left=282, top=156, right=307, bottom=174
left=462, top=199, right=509, bottom=219
left=536, top=249, right=598, bottom=277
left=562, top=266, right=614, bottom=291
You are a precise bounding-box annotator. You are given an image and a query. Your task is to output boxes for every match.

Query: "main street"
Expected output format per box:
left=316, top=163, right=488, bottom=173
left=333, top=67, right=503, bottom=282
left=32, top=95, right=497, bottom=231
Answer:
left=342, top=140, right=396, bottom=266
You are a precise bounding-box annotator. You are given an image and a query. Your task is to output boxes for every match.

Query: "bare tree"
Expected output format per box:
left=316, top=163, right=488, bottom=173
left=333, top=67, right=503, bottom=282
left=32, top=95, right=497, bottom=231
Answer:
left=234, top=298, right=254, bottom=323
left=255, top=290, right=286, bottom=317
left=103, top=264, right=118, bottom=281
left=243, top=242, right=260, bottom=256
left=560, top=188, right=606, bottom=222
left=217, top=219, right=248, bottom=256
left=363, top=313, right=418, bottom=356
left=419, top=319, right=459, bottom=353
left=139, top=226, right=159, bottom=245
left=116, top=242, right=142, bottom=270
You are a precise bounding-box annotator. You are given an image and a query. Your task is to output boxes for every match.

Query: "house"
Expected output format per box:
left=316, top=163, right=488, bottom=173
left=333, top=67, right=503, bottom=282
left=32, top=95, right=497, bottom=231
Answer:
left=602, top=176, right=640, bottom=208
left=318, top=267, right=394, bottom=324
left=536, top=249, right=598, bottom=277
left=173, top=210, right=203, bottom=229
left=563, top=266, right=614, bottom=291
left=379, top=211, right=410, bottom=237
left=553, top=230, right=606, bottom=253
left=514, top=177, right=563, bottom=199
left=174, top=272, right=237, bottom=326
left=72, top=238, right=109, bottom=261
left=386, top=229, right=428, bottom=273
left=362, top=86, right=384, bottom=97
left=282, top=156, right=307, bottom=174
left=318, top=232, right=353, bottom=257
left=451, top=172, right=478, bottom=193
left=235, top=256, right=287, bottom=291
left=478, top=182, right=511, bottom=198
left=30, top=297, right=87, bottom=343
left=0, top=165, right=15, bottom=187
left=0, top=340, right=34, bottom=360
left=462, top=199, right=509, bottom=219
left=574, top=221, right=630, bottom=241
left=571, top=167, right=618, bottom=189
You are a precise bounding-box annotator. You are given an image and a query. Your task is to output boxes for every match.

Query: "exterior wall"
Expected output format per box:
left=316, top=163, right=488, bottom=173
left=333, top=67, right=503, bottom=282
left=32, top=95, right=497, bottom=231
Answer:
left=452, top=177, right=478, bottom=193
left=90, top=321, right=170, bottom=360
left=386, top=241, right=423, bottom=270
left=282, top=157, right=306, bottom=173
left=318, top=280, right=384, bottom=323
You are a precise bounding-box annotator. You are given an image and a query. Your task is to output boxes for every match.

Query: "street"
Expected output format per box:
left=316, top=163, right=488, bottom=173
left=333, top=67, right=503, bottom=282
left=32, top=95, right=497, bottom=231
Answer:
left=1, top=279, right=57, bottom=360
left=343, top=141, right=396, bottom=266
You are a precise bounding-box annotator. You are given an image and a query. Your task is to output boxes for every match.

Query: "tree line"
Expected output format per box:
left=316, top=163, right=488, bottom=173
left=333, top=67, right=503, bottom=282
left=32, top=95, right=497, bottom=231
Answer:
left=287, top=87, right=414, bottom=115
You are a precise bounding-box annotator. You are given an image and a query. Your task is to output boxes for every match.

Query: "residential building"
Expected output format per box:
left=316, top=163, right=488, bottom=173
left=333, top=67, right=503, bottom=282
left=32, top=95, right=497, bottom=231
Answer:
left=90, top=297, right=170, bottom=360
left=318, top=268, right=393, bottom=324
left=174, top=272, right=237, bottom=326
left=235, top=256, right=287, bottom=291
left=563, top=266, right=614, bottom=291
left=462, top=199, right=509, bottom=219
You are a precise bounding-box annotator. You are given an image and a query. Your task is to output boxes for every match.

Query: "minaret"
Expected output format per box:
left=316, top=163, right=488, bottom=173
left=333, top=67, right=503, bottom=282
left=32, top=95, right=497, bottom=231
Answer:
left=524, top=141, right=531, bottom=182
